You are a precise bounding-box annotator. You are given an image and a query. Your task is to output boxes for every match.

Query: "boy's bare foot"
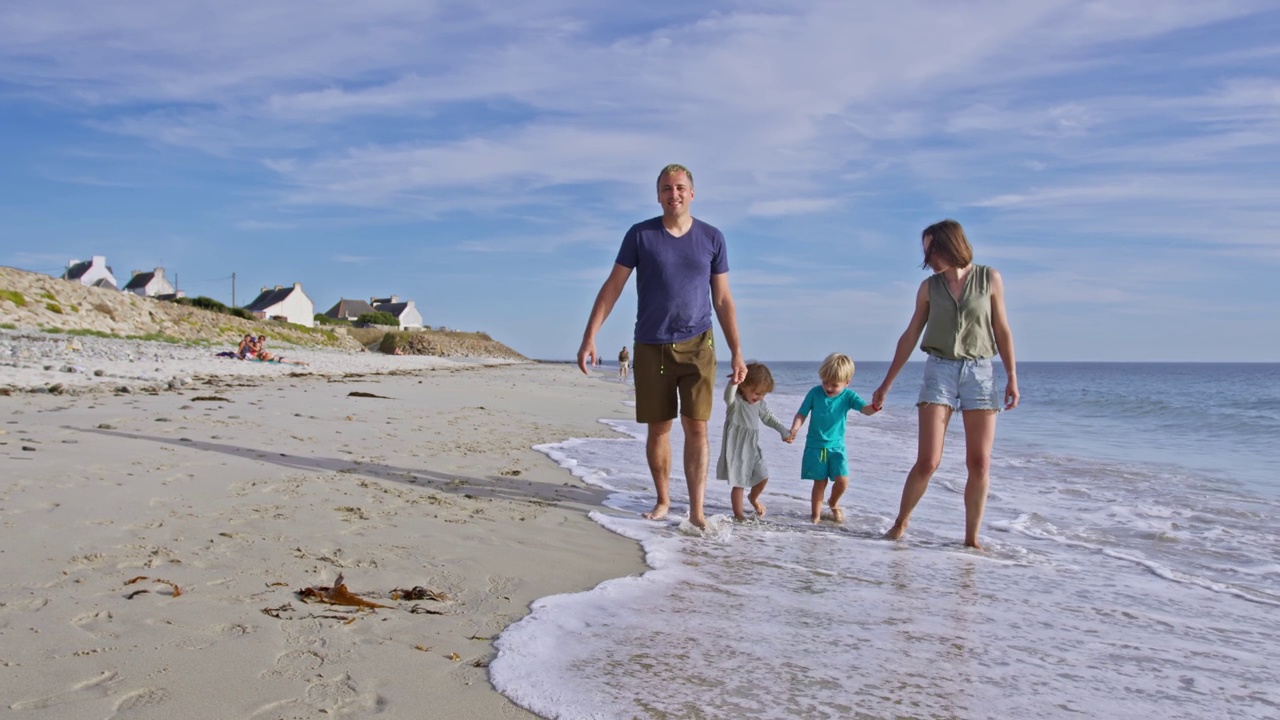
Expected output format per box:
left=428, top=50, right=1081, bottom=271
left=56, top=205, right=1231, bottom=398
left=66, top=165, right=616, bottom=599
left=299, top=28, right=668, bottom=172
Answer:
left=829, top=506, right=845, bottom=524
left=750, top=499, right=766, bottom=517
left=643, top=503, right=670, bottom=521
left=885, top=521, right=907, bottom=540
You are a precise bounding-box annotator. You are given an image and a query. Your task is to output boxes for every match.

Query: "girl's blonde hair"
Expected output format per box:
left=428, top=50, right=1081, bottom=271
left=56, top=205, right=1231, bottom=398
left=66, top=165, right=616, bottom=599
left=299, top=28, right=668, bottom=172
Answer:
left=818, top=353, right=854, bottom=384
left=740, top=362, right=774, bottom=393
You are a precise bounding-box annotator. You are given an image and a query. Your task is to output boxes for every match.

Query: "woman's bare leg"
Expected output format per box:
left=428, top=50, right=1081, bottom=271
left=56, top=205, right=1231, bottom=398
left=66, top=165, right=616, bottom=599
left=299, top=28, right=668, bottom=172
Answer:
left=961, top=409, right=998, bottom=549
left=886, top=403, right=952, bottom=539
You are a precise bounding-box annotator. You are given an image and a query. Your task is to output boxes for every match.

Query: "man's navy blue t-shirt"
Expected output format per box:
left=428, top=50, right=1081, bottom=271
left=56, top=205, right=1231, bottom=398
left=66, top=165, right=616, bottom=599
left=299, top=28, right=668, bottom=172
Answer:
left=615, top=216, right=729, bottom=344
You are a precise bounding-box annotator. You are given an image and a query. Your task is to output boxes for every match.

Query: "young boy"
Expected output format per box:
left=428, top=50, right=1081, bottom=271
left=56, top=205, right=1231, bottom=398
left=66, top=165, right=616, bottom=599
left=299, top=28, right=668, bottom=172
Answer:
left=786, top=353, right=880, bottom=523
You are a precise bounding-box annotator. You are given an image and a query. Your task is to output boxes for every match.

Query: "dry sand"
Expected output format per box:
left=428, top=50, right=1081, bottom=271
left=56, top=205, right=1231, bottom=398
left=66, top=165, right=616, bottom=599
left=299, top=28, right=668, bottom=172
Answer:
left=0, top=360, right=643, bottom=719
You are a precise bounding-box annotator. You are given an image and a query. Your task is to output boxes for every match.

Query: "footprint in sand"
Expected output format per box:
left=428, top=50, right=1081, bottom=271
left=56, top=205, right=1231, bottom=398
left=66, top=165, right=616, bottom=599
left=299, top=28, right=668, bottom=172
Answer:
left=72, top=609, right=117, bottom=638
left=8, top=670, right=118, bottom=710
left=105, top=687, right=170, bottom=718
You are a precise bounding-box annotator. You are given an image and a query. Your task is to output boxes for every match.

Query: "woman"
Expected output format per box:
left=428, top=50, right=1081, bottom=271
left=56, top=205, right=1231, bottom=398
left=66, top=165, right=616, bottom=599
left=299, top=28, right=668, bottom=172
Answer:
left=872, top=219, right=1018, bottom=549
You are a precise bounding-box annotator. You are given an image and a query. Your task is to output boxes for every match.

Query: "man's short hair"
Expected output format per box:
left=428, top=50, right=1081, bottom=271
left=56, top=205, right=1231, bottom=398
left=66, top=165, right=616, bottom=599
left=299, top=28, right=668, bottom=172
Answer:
left=657, top=163, right=693, bottom=189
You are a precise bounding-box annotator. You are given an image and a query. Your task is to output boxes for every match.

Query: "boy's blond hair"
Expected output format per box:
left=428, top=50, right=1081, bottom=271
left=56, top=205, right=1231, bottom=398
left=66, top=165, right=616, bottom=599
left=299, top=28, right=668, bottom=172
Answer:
left=740, top=362, right=774, bottom=394
left=818, top=353, right=854, bottom=384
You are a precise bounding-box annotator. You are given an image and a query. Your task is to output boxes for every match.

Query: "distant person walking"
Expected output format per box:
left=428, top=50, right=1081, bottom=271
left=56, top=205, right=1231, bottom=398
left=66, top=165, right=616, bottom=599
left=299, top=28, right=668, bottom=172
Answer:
left=617, top=346, right=631, bottom=382
left=577, top=163, right=747, bottom=529
left=871, top=220, right=1019, bottom=549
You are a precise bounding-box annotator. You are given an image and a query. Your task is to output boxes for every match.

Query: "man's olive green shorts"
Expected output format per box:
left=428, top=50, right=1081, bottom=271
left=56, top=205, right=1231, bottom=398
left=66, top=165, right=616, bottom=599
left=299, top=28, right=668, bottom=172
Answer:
left=633, top=329, right=717, bottom=423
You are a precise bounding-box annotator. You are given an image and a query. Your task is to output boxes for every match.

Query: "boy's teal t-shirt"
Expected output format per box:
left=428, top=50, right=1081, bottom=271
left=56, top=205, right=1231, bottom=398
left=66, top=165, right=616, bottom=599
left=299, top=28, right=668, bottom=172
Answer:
left=797, top=386, right=868, bottom=449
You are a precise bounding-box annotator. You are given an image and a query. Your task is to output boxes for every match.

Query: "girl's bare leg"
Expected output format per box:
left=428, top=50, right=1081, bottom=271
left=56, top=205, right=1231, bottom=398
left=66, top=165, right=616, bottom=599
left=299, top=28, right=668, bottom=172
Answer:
left=809, top=480, right=827, bottom=523
left=828, top=476, right=848, bottom=523
left=748, top=479, right=768, bottom=517
left=886, top=403, right=952, bottom=539
left=961, top=409, right=998, bottom=549
left=730, top=486, right=746, bottom=521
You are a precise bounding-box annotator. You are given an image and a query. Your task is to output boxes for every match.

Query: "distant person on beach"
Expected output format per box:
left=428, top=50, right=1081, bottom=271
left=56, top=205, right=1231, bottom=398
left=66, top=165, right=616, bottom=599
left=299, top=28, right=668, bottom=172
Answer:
left=786, top=353, right=880, bottom=524
left=871, top=219, right=1018, bottom=549
left=617, top=346, right=630, bottom=382
left=577, top=163, right=747, bottom=529
left=237, top=334, right=257, bottom=359
left=252, top=335, right=309, bottom=366
left=717, top=362, right=792, bottom=522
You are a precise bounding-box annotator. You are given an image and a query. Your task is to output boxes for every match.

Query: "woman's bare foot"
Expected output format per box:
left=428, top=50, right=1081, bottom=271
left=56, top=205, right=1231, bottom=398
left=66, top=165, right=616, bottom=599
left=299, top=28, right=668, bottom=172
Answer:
left=829, top=506, right=845, bottom=524
left=733, top=513, right=747, bottom=522
left=810, top=513, right=822, bottom=524
left=964, top=537, right=984, bottom=550
left=885, top=521, right=907, bottom=540
left=642, top=503, right=670, bottom=521
left=688, top=513, right=707, bottom=530
left=750, top=499, right=766, bottom=517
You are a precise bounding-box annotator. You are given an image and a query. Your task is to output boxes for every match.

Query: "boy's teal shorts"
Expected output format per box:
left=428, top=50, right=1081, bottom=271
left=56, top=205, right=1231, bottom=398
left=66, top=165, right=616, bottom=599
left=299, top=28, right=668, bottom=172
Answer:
left=802, top=446, right=848, bottom=481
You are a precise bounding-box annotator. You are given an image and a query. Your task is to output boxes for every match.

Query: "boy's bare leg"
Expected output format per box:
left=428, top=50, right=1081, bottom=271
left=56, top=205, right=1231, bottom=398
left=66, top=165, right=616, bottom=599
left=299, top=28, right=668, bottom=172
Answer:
left=809, top=480, right=827, bottom=523
left=748, top=479, right=768, bottom=517
left=730, top=487, right=746, bottom=521
left=643, top=420, right=673, bottom=520
left=886, top=404, right=951, bottom=539
left=681, top=415, right=709, bottom=529
left=961, top=409, right=998, bottom=549
left=828, top=476, right=848, bottom=523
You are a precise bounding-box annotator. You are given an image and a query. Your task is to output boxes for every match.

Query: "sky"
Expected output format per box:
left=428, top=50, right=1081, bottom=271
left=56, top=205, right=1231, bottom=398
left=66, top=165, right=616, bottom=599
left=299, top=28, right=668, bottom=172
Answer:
left=1, top=1, right=1277, bottom=362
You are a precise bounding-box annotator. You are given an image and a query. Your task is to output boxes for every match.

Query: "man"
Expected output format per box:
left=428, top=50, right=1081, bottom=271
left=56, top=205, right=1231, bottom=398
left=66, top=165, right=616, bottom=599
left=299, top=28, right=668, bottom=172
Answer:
left=577, top=164, right=747, bottom=529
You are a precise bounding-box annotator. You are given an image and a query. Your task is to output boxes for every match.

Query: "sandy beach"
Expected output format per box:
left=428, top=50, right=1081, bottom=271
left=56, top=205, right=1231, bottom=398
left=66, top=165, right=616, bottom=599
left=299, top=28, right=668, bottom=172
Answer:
left=0, top=355, right=643, bottom=719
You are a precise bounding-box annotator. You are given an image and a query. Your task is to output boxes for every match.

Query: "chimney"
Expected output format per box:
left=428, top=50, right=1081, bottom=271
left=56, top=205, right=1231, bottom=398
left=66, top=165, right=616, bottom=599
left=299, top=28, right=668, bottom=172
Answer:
left=155, top=268, right=165, bottom=277
left=68, top=259, right=80, bottom=268
left=131, top=270, right=141, bottom=277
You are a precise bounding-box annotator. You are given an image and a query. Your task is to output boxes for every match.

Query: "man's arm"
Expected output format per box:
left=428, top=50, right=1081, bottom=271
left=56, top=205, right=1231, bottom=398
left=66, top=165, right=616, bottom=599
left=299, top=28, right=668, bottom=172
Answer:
left=709, top=272, right=746, bottom=383
left=577, top=263, right=633, bottom=374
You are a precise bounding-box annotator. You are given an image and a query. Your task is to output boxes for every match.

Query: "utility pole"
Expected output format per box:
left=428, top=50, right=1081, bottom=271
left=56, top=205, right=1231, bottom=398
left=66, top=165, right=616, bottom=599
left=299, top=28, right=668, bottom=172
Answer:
left=231, top=272, right=236, bottom=307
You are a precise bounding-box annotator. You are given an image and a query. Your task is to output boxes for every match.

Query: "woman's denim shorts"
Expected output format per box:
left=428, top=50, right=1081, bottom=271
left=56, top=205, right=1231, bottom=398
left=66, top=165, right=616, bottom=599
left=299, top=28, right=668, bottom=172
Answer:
left=918, top=355, right=1001, bottom=411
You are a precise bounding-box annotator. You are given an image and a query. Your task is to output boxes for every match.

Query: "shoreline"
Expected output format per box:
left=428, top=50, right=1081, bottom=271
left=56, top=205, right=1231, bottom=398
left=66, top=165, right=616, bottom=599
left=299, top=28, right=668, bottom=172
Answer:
left=0, top=353, right=645, bottom=718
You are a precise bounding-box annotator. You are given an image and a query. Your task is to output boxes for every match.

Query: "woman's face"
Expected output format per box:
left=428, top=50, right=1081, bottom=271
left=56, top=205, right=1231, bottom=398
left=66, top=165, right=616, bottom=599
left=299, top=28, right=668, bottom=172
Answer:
left=922, top=234, right=946, bottom=271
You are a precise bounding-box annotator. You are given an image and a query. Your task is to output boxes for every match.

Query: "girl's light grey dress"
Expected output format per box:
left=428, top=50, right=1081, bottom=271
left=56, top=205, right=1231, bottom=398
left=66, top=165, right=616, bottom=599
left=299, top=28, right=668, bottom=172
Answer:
left=716, top=382, right=791, bottom=488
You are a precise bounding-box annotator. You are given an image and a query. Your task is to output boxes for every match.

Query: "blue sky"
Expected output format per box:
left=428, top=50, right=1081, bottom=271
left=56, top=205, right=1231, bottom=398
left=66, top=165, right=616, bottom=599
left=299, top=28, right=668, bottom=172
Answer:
left=1, top=1, right=1277, bottom=362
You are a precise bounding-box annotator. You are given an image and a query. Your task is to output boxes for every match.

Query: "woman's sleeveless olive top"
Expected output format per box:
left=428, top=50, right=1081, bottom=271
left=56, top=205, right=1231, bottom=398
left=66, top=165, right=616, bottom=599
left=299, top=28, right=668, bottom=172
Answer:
left=920, top=265, right=997, bottom=360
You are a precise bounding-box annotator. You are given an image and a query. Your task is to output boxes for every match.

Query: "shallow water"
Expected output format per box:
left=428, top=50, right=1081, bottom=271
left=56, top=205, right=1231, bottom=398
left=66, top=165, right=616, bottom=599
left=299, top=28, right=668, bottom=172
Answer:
left=492, top=362, right=1280, bottom=719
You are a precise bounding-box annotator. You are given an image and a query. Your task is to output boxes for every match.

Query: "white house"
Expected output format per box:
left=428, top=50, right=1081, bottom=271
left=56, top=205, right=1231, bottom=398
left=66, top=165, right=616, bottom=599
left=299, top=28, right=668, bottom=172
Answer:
left=243, top=282, right=315, bottom=327
left=122, top=267, right=177, bottom=298
left=62, top=256, right=118, bottom=290
left=371, top=295, right=424, bottom=330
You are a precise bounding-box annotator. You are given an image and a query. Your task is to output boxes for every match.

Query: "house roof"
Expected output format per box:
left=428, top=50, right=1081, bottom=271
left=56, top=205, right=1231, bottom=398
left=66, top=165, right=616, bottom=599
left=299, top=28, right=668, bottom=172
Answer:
left=90, top=277, right=118, bottom=290
left=325, top=298, right=377, bottom=318
left=244, top=286, right=297, bottom=312
left=123, top=271, right=157, bottom=291
left=373, top=301, right=411, bottom=318
left=63, top=261, right=92, bottom=281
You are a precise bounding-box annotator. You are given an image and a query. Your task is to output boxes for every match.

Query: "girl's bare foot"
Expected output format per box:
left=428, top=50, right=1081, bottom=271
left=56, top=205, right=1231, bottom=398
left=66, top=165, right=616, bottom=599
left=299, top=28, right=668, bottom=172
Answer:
left=750, top=499, right=766, bottom=517
left=643, top=503, right=670, bottom=521
left=829, top=506, right=845, bottom=524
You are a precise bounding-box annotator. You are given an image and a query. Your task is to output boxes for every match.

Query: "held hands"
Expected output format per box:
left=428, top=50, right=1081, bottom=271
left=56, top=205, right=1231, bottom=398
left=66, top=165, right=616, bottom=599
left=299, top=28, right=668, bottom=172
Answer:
left=782, top=431, right=796, bottom=444
left=729, top=354, right=747, bottom=385
left=871, top=385, right=888, bottom=412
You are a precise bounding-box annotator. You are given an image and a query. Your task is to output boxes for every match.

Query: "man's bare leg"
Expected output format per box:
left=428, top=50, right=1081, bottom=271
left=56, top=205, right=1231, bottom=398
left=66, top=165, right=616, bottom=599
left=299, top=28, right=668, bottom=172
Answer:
left=643, top=420, right=673, bottom=520
left=886, top=404, right=951, bottom=540
left=681, top=415, right=709, bottom=528
left=961, top=409, right=997, bottom=549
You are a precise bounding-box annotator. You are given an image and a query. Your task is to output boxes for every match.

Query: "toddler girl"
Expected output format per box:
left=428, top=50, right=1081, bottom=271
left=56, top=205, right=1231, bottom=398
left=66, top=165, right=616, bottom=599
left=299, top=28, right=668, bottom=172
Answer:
left=716, top=362, right=793, bottom=521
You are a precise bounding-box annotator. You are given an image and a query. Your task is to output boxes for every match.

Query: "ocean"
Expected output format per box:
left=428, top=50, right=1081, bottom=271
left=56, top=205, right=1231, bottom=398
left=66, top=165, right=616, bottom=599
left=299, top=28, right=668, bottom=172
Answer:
left=490, top=362, right=1280, bottom=719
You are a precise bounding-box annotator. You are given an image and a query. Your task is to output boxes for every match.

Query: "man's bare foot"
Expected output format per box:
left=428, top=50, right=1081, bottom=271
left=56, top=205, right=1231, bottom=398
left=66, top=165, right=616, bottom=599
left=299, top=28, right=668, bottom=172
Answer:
left=642, top=503, right=670, bottom=521
left=750, top=499, right=766, bottom=517
left=884, top=521, right=907, bottom=540
left=829, top=506, right=845, bottom=524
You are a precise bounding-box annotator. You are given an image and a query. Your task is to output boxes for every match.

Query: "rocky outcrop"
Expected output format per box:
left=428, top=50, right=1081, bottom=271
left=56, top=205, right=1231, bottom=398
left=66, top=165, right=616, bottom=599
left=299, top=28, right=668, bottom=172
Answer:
left=379, top=330, right=526, bottom=360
